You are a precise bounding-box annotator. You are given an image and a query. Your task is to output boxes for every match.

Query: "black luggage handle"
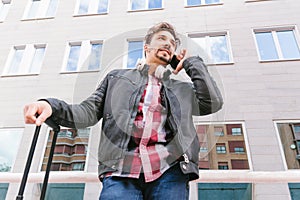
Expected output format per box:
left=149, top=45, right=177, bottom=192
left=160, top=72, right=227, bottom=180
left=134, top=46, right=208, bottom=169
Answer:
left=45, top=118, right=60, bottom=133
left=16, top=119, right=60, bottom=200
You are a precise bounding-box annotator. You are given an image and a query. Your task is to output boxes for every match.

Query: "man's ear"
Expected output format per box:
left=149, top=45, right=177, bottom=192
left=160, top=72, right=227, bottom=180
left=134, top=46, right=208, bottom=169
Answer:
left=144, top=44, right=149, bottom=57
left=144, top=44, right=149, bottom=52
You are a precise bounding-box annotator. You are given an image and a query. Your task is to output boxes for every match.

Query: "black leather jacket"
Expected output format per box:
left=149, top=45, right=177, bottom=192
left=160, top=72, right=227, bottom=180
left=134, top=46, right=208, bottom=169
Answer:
left=45, top=56, right=223, bottom=181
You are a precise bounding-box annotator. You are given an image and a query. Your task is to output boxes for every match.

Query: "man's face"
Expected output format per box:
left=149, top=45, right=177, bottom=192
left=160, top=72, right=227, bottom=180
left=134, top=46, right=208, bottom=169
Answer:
left=145, top=31, right=177, bottom=65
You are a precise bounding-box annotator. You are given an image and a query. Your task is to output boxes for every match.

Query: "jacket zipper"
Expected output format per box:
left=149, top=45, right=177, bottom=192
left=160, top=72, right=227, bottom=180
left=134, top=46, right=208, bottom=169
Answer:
left=164, top=89, right=179, bottom=133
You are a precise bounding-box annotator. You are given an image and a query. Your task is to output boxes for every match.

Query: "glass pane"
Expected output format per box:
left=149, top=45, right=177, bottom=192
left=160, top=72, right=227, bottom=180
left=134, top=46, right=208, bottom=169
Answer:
left=97, top=0, right=108, bottom=13
left=0, top=3, right=10, bottom=21
left=294, top=126, right=300, bottom=133
left=131, top=0, right=146, bottom=10
left=42, top=128, right=90, bottom=171
left=276, top=123, right=300, bottom=169
left=149, top=0, right=162, bottom=9
left=29, top=46, right=45, bottom=73
left=255, top=32, right=279, bottom=60
left=66, top=44, right=81, bottom=72
left=72, top=163, right=85, bottom=171
left=0, top=129, right=23, bottom=172
left=187, top=0, right=201, bottom=6
left=196, top=124, right=249, bottom=170
left=8, top=48, right=25, bottom=74
left=206, top=0, right=220, bottom=4
left=191, top=37, right=207, bottom=53
left=127, top=41, right=143, bottom=69
left=214, top=127, right=224, bottom=136
left=289, top=183, right=300, bottom=200
left=297, top=141, right=300, bottom=150
left=46, top=0, right=59, bottom=17
left=277, top=30, right=300, bottom=59
left=0, top=183, right=9, bottom=200
left=199, top=183, right=252, bottom=200
left=26, top=0, right=40, bottom=19
left=78, top=0, right=89, bottom=14
left=44, top=183, right=85, bottom=200
left=88, top=43, right=102, bottom=70
left=232, top=128, right=242, bottom=135
left=210, top=35, right=230, bottom=63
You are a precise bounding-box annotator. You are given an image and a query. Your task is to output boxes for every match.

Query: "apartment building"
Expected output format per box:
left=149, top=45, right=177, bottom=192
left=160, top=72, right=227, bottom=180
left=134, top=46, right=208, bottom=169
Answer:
left=0, top=0, right=300, bottom=199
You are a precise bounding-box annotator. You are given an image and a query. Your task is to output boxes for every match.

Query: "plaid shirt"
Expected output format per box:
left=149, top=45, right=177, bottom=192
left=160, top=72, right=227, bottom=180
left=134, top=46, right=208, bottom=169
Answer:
left=107, top=75, right=172, bottom=182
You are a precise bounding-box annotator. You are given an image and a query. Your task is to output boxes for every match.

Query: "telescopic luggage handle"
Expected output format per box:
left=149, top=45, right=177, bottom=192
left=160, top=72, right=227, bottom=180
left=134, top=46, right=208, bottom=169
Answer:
left=16, top=119, right=60, bottom=200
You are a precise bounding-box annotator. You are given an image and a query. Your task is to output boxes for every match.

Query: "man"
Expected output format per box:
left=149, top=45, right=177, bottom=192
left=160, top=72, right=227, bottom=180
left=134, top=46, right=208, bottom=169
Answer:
left=24, top=22, right=223, bottom=200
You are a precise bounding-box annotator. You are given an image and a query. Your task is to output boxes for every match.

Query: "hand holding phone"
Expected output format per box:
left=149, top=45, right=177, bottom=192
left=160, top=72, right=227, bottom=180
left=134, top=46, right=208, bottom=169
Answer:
left=169, top=49, right=187, bottom=74
left=169, top=55, right=180, bottom=70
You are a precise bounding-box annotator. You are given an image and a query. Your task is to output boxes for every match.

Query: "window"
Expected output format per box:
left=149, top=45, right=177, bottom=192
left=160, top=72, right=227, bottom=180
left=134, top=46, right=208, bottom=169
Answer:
left=293, top=124, right=300, bottom=140
left=75, top=0, right=108, bottom=15
left=289, top=183, right=300, bottom=200
left=227, top=124, right=243, bottom=135
left=72, top=163, right=85, bottom=171
left=75, top=145, right=86, bottom=154
left=23, top=0, right=59, bottom=19
left=0, top=0, right=11, bottom=22
left=218, top=162, right=228, bottom=170
left=228, top=141, right=246, bottom=154
left=186, top=0, right=220, bottom=6
left=190, top=33, right=232, bottom=64
left=216, top=143, right=226, bottom=154
left=58, top=129, right=74, bottom=138
left=196, top=123, right=250, bottom=170
left=232, top=128, right=242, bottom=135
left=0, top=129, right=23, bottom=172
left=43, top=183, right=85, bottom=199
left=200, top=146, right=208, bottom=152
left=198, top=183, right=252, bottom=200
left=65, top=44, right=81, bottom=72
left=126, top=40, right=143, bottom=69
left=130, top=0, right=162, bottom=11
left=254, top=29, right=300, bottom=61
left=63, top=40, right=103, bottom=72
left=234, top=147, right=245, bottom=154
left=54, top=145, right=64, bottom=154
left=0, top=183, right=9, bottom=200
left=277, top=122, right=300, bottom=169
left=214, top=127, right=224, bottom=136
left=41, top=128, right=90, bottom=172
left=89, top=43, right=102, bottom=70
left=77, top=128, right=90, bottom=137
left=3, top=44, right=46, bottom=76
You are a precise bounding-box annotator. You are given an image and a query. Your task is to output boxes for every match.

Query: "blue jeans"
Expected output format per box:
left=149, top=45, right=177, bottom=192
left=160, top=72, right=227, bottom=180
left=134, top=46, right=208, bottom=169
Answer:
left=99, top=164, right=189, bottom=200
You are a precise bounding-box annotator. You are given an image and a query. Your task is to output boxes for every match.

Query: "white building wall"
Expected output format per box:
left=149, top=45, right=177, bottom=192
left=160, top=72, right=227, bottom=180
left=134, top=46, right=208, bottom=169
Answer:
left=1, top=0, right=300, bottom=199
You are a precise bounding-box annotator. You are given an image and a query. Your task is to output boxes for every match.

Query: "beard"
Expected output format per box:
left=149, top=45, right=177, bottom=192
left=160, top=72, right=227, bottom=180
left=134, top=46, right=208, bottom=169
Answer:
left=154, top=48, right=172, bottom=64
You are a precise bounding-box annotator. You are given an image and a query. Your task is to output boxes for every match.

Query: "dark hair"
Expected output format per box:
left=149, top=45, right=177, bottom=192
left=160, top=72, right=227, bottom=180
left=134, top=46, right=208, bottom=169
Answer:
left=144, top=22, right=181, bottom=47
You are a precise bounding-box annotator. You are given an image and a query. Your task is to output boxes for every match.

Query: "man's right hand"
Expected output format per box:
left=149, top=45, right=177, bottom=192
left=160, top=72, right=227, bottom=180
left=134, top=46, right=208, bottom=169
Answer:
left=24, top=101, right=52, bottom=126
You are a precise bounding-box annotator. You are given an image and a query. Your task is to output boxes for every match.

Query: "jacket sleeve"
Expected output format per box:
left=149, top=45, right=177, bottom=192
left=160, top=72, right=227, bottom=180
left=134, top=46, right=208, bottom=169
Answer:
left=183, top=56, right=223, bottom=115
left=41, top=74, right=109, bottom=128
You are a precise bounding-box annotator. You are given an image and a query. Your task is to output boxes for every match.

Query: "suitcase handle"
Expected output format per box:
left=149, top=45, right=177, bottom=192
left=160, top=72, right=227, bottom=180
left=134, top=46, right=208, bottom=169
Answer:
left=16, top=118, right=60, bottom=200
left=45, top=118, right=60, bottom=133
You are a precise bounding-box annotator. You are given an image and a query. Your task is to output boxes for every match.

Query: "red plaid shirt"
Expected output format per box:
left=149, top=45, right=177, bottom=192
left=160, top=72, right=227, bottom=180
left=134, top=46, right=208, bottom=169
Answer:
left=107, top=75, right=172, bottom=182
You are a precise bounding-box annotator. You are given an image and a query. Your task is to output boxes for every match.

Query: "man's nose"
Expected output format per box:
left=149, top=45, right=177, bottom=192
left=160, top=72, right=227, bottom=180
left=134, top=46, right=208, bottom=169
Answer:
left=163, top=43, right=171, bottom=49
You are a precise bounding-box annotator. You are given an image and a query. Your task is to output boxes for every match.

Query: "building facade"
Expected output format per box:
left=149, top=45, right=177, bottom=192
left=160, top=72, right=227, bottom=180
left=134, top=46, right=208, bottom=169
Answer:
left=0, top=0, right=300, bottom=199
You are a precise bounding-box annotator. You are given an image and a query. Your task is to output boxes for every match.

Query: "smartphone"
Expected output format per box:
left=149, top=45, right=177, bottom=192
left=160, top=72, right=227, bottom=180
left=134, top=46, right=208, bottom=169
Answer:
left=169, top=55, right=180, bottom=70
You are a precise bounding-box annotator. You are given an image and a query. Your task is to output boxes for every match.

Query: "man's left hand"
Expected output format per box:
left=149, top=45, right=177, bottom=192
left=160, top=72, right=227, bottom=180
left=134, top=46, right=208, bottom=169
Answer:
left=172, top=49, right=188, bottom=75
